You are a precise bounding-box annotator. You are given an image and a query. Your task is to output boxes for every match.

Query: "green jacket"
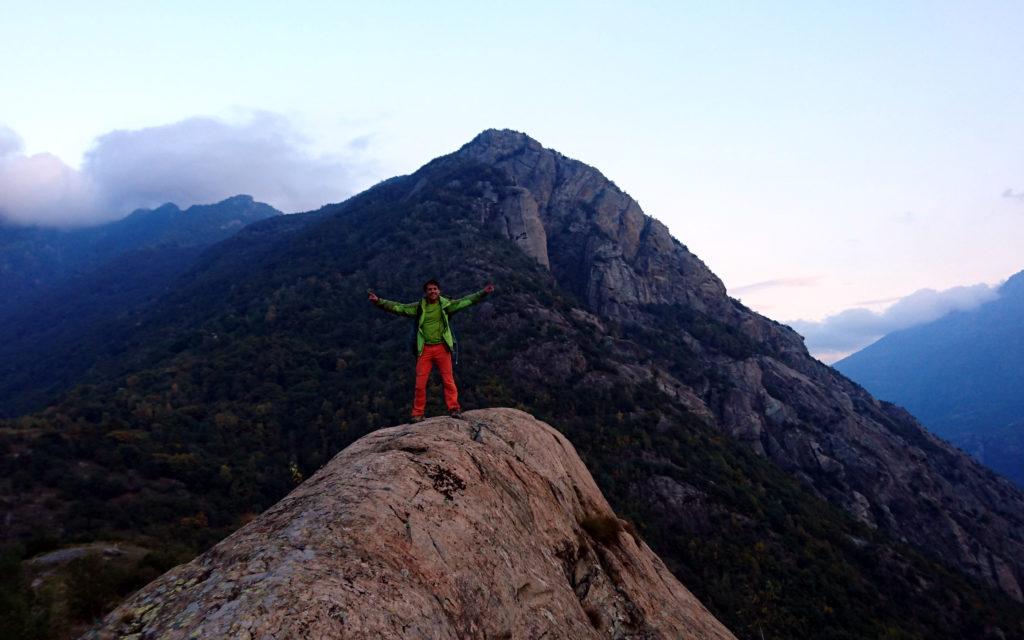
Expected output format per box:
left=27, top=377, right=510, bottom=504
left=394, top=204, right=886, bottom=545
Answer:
left=375, top=290, right=489, bottom=355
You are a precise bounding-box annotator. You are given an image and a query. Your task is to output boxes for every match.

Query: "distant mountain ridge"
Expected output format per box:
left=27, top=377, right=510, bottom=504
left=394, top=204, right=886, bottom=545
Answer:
left=3, top=130, right=1024, bottom=639
left=0, top=194, right=280, bottom=312
left=0, top=196, right=281, bottom=416
left=835, top=269, right=1024, bottom=486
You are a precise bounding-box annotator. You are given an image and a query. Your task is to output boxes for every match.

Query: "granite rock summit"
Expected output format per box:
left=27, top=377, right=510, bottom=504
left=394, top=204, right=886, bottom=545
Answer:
left=84, top=409, right=736, bottom=640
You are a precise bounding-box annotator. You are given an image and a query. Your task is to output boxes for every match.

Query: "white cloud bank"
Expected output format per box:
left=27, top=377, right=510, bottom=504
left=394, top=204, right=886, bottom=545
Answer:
left=789, top=283, right=1000, bottom=363
left=0, top=126, right=99, bottom=227
left=0, top=114, right=373, bottom=227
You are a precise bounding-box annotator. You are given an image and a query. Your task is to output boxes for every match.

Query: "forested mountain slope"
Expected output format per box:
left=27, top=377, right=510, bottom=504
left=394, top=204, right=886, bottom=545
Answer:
left=0, top=195, right=279, bottom=311
left=0, top=196, right=282, bottom=417
left=2, top=131, right=1022, bottom=640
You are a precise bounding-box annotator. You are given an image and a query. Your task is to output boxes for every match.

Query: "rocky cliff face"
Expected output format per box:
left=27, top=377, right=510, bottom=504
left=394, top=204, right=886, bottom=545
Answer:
left=449, top=130, right=1024, bottom=600
left=84, top=409, right=735, bottom=640
left=458, top=130, right=736, bottom=323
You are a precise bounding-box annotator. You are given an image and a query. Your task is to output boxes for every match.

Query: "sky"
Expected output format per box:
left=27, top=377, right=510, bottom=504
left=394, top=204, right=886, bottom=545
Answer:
left=2, top=1, right=1022, bottom=361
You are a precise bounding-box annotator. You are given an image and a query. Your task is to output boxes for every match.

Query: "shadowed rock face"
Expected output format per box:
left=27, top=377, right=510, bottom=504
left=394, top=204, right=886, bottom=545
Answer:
left=457, top=129, right=731, bottom=322
left=449, top=130, right=1024, bottom=601
left=83, top=409, right=736, bottom=640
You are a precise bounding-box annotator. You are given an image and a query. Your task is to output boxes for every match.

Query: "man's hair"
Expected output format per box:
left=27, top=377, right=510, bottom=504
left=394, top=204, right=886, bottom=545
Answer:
left=423, top=279, right=441, bottom=292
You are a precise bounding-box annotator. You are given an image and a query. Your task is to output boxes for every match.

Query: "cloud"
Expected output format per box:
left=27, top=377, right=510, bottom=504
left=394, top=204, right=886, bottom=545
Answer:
left=789, top=283, right=1000, bottom=363
left=731, top=277, right=820, bottom=297
left=0, top=149, right=99, bottom=227
left=1003, top=188, right=1024, bottom=203
left=851, top=295, right=903, bottom=306
left=0, top=125, right=23, bottom=157
left=0, top=113, right=375, bottom=227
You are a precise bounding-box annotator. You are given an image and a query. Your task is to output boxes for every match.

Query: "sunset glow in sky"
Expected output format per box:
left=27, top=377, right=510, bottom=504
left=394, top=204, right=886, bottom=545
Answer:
left=2, top=1, right=1022, bottom=360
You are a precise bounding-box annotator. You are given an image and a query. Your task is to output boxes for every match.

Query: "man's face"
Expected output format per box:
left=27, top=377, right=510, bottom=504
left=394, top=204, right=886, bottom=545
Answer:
left=425, top=284, right=440, bottom=302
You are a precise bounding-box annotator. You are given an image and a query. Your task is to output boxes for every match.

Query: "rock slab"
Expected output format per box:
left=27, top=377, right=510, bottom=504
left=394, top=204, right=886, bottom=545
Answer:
left=84, top=408, right=736, bottom=640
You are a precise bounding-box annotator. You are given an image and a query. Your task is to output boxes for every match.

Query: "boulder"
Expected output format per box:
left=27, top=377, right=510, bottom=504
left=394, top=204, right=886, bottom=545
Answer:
left=85, top=408, right=735, bottom=640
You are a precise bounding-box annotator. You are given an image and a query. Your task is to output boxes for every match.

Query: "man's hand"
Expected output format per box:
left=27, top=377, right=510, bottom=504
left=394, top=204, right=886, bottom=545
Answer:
left=483, top=283, right=495, bottom=294
left=368, top=291, right=379, bottom=303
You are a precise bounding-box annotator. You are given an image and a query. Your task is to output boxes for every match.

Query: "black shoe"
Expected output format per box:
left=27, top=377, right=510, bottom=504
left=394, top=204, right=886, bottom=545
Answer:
left=411, top=415, right=425, bottom=423
left=449, top=411, right=464, bottom=420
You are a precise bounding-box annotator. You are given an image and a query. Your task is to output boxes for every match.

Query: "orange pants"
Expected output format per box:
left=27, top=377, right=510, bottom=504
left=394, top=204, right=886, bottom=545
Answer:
left=413, top=343, right=460, bottom=417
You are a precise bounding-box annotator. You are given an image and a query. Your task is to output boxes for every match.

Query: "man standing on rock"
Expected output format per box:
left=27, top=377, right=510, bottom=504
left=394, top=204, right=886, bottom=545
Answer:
left=369, top=280, right=494, bottom=422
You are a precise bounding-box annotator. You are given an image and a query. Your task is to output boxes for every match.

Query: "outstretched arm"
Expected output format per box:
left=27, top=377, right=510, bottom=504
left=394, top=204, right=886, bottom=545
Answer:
left=368, top=290, right=419, bottom=317
left=446, top=283, right=495, bottom=315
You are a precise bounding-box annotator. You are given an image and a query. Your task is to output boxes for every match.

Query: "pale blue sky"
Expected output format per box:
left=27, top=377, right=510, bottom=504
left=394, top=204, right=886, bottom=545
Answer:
left=2, top=1, right=1023, bottom=356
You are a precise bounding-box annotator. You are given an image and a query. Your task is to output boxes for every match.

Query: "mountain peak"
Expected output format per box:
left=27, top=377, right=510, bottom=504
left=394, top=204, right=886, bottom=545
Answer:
left=1000, top=268, right=1024, bottom=296
left=215, top=194, right=255, bottom=206
left=84, top=409, right=736, bottom=640
left=123, top=202, right=180, bottom=218
left=461, top=128, right=543, bottom=155
left=441, top=128, right=733, bottom=322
